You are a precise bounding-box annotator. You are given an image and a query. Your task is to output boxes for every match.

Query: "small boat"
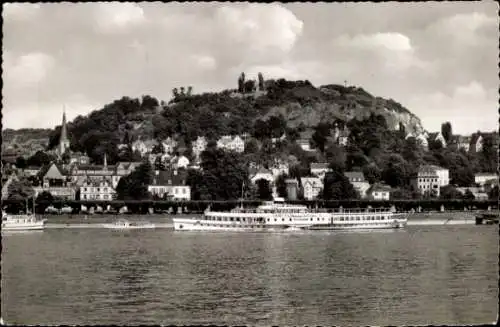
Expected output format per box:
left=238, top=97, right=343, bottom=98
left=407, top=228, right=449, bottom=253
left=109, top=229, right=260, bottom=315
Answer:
left=2, top=199, right=46, bottom=231
left=102, top=219, right=156, bottom=230
left=475, top=212, right=499, bottom=225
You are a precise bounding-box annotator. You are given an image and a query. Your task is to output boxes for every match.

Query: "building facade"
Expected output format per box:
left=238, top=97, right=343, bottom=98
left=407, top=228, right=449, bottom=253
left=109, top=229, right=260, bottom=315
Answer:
left=148, top=169, right=191, bottom=200
left=417, top=165, right=449, bottom=197
left=217, top=135, right=245, bottom=153
left=475, top=173, right=498, bottom=186
left=80, top=180, right=116, bottom=201
left=300, top=177, right=323, bottom=200
left=344, top=171, right=370, bottom=198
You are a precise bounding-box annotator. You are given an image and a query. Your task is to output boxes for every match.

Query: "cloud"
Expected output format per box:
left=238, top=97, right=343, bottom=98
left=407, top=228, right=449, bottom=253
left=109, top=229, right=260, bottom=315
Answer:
left=94, top=3, right=145, bottom=32
left=214, top=3, right=304, bottom=61
left=245, top=61, right=325, bottom=82
left=407, top=81, right=497, bottom=134
left=2, top=3, right=41, bottom=21
left=3, top=52, right=55, bottom=88
left=190, top=55, right=217, bottom=70
left=335, top=32, right=413, bottom=52
left=1, top=3, right=497, bottom=135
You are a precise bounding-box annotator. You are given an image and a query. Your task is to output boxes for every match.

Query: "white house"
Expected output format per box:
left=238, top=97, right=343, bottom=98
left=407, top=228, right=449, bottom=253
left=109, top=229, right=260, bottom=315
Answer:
left=250, top=167, right=274, bottom=185
left=132, top=139, right=157, bottom=156
left=162, top=137, right=178, bottom=154
left=297, top=138, right=312, bottom=151
left=297, top=131, right=314, bottom=151
left=271, top=134, right=286, bottom=144
left=148, top=170, right=191, bottom=200
left=217, top=135, right=245, bottom=153
left=475, top=173, right=498, bottom=186
left=416, top=165, right=449, bottom=197
left=300, top=177, right=323, bottom=200
left=332, top=125, right=350, bottom=146
left=310, top=163, right=331, bottom=180
left=368, top=184, right=392, bottom=200
left=22, top=166, right=41, bottom=177
left=453, top=135, right=472, bottom=152
left=80, top=180, right=116, bottom=201
left=344, top=171, right=370, bottom=198
left=270, top=160, right=289, bottom=178
left=171, top=155, right=190, bottom=169
left=192, top=136, right=207, bottom=159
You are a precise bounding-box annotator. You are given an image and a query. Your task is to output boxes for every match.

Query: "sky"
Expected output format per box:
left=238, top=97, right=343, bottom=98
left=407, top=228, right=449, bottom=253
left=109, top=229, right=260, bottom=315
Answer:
left=2, top=2, right=498, bottom=135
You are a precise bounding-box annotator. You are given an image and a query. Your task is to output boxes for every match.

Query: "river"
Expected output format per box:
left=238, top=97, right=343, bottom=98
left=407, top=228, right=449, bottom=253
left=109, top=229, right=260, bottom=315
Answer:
left=1, top=224, right=498, bottom=325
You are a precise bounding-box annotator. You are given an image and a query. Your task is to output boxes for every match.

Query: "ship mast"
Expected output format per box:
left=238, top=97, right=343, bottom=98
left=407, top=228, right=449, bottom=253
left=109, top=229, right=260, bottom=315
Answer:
left=240, top=181, right=244, bottom=209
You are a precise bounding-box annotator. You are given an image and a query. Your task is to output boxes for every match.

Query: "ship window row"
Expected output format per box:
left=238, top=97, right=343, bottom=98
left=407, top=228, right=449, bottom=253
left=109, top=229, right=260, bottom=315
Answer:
left=199, top=223, right=263, bottom=228
left=339, top=216, right=387, bottom=221
left=206, top=216, right=264, bottom=223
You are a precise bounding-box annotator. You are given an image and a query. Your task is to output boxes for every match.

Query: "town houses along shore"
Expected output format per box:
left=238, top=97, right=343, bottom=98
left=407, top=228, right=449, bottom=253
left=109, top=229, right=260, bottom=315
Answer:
left=2, top=89, right=499, bottom=215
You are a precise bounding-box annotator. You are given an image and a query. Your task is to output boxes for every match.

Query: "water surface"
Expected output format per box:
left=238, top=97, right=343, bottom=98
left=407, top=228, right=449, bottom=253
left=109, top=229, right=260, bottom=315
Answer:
left=2, top=225, right=498, bottom=325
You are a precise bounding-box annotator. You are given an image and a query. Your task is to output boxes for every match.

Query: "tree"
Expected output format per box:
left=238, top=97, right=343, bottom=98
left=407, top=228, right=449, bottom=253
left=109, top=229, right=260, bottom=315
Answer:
left=463, top=189, right=475, bottom=201
left=312, top=122, right=330, bottom=152
left=258, top=72, right=264, bottom=91
left=441, top=122, right=452, bottom=144
left=36, top=191, right=54, bottom=213
left=488, top=185, right=498, bottom=200
left=238, top=75, right=244, bottom=93
left=172, top=88, right=179, bottom=99
left=27, top=151, right=55, bottom=167
left=275, top=173, right=288, bottom=198
left=116, top=162, right=154, bottom=200
left=256, top=179, right=273, bottom=200
left=7, top=178, right=35, bottom=202
left=244, top=80, right=256, bottom=93
left=15, top=157, right=27, bottom=169
left=440, top=185, right=463, bottom=200
left=362, top=164, right=381, bottom=184
left=187, top=86, right=193, bottom=96
left=180, top=87, right=185, bottom=96
left=200, top=147, right=248, bottom=200
left=322, top=170, right=358, bottom=200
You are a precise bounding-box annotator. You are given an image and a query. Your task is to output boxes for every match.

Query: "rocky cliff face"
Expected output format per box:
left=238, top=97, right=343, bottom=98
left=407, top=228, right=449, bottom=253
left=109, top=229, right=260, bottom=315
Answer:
left=263, top=83, right=426, bottom=136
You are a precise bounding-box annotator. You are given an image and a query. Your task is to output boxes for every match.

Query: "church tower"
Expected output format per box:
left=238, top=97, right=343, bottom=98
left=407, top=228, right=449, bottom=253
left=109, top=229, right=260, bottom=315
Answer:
left=59, top=107, right=70, bottom=156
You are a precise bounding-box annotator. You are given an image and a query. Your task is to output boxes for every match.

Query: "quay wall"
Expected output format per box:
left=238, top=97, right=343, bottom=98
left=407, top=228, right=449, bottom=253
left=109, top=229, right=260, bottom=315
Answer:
left=3, top=199, right=498, bottom=215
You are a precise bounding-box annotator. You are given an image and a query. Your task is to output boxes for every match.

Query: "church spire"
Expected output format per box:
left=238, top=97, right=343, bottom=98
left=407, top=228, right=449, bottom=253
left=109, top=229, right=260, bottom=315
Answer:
left=59, top=106, right=70, bottom=157
left=104, top=153, right=108, bottom=169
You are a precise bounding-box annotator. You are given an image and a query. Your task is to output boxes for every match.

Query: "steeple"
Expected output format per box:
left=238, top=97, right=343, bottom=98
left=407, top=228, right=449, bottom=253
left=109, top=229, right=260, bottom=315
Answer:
left=103, top=153, right=108, bottom=169
left=59, top=106, right=70, bottom=156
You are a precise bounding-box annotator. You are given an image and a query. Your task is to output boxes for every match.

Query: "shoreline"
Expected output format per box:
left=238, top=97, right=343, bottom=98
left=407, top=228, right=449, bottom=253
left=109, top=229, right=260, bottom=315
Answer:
left=41, top=218, right=481, bottom=229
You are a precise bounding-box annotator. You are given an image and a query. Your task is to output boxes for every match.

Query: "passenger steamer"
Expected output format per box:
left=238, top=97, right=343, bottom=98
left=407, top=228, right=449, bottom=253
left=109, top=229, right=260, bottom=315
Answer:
left=2, top=213, right=46, bottom=231
left=173, top=198, right=408, bottom=232
left=1, top=200, right=46, bottom=231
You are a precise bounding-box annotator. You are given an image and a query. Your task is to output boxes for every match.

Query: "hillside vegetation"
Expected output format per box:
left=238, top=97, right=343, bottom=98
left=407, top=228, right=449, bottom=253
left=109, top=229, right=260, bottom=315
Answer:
left=37, top=78, right=425, bottom=164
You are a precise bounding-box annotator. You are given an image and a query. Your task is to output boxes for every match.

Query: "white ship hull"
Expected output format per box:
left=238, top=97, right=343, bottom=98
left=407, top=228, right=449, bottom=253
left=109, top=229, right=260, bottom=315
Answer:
left=2, top=220, right=45, bottom=231
left=102, top=224, right=156, bottom=230
left=173, top=216, right=407, bottom=232
left=102, top=220, right=156, bottom=230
